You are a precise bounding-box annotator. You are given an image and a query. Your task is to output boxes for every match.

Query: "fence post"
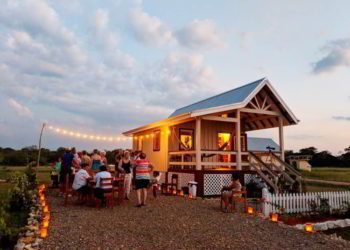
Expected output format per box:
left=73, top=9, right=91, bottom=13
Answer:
left=262, top=188, right=269, bottom=217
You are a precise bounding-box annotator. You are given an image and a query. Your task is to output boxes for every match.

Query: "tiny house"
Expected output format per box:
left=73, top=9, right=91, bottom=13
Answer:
left=123, top=78, right=301, bottom=196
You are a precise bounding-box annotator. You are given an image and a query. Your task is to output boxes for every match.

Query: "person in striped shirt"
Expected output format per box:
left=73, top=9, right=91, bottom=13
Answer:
left=134, top=152, right=153, bottom=207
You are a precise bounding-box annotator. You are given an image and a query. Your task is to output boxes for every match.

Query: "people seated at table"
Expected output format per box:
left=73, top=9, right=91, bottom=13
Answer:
left=94, top=165, right=112, bottom=200
left=134, top=153, right=153, bottom=207
left=221, top=175, right=242, bottom=212
left=90, top=149, right=102, bottom=171
left=118, top=150, right=133, bottom=200
left=72, top=163, right=91, bottom=198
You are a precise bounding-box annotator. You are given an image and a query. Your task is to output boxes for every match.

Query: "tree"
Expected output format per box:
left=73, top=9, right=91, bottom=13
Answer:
left=345, top=146, right=350, bottom=153
left=299, top=147, right=317, bottom=156
left=310, top=151, right=341, bottom=167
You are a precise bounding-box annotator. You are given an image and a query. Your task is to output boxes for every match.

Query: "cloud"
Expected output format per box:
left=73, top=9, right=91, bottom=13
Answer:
left=333, top=116, right=350, bottom=121
left=141, top=51, right=215, bottom=107
left=7, top=98, right=33, bottom=118
left=312, top=39, right=350, bottom=74
left=129, top=8, right=175, bottom=46
left=176, top=19, right=226, bottom=49
left=287, top=134, right=323, bottom=140
left=128, top=8, right=226, bottom=50
left=0, top=0, right=75, bottom=45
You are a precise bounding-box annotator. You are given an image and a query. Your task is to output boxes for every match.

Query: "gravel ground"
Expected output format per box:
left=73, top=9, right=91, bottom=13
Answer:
left=42, top=191, right=350, bottom=250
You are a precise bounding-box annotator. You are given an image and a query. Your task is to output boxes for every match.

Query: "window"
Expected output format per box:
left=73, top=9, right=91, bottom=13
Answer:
left=153, top=130, right=160, bottom=151
left=179, top=129, right=194, bottom=151
left=217, top=132, right=232, bottom=151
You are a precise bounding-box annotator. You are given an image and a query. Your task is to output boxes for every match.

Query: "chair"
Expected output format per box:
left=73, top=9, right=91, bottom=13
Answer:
left=220, top=188, right=247, bottom=213
left=113, top=173, right=125, bottom=205
left=95, top=178, right=114, bottom=209
left=161, top=174, right=178, bottom=195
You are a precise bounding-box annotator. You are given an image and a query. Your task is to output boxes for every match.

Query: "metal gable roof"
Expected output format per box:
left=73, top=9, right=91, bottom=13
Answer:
left=169, top=78, right=265, bottom=117
left=247, top=137, right=280, bottom=152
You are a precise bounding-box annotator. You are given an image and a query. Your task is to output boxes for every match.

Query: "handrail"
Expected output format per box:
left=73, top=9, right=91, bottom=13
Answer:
left=249, top=152, right=278, bottom=179
left=270, top=152, right=301, bottom=177
left=168, top=151, right=196, bottom=155
left=248, top=152, right=279, bottom=193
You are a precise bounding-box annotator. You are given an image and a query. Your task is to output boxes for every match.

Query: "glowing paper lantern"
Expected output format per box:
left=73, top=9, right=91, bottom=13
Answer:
left=305, top=223, right=313, bottom=233
left=43, top=213, right=50, bottom=220
left=42, top=219, right=49, bottom=228
left=40, top=196, right=45, bottom=202
left=41, top=201, right=46, bottom=207
left=271, top=213, right=278, bottom=222
left=247, top=207, right=254, bottom=215
left=40, top=228, right=48, bottom=238
left=43, top=206, right=49, bottom=213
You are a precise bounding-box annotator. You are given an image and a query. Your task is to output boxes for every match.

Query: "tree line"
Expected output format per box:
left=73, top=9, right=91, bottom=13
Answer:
left=0, top=146, right=118, bottom=166
left=0, top=145, right=349, bottom=167
left=286, top=146, right=350, bottom=167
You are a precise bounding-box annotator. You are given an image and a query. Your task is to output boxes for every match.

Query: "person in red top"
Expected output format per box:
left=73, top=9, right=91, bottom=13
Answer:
left=134, top=153, right=153, bottom=207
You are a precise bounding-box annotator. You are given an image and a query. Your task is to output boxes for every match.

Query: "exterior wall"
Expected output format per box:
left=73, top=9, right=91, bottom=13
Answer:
left=168, top=120, right=243, bottom=151
left=132, top=126, right=169, bottom=172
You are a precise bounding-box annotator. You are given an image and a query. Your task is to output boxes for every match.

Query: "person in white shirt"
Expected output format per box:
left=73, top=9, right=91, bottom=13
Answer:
left=94, top=165, right=112, bottom=200
left=72, top=163, right=91, bottom=197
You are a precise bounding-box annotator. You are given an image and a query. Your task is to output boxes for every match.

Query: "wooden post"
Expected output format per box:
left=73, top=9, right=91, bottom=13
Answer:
left=37, top=123, right=46, bottom=168
left=195, top=118, right=201, bottom=170
left=236, top=110, right=241, bottom=170
left=278, top=117, right=285, bottom=161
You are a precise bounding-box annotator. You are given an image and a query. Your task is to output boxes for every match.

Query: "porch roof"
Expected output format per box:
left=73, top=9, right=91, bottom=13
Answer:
left=247, top=137, right=280, bottom=152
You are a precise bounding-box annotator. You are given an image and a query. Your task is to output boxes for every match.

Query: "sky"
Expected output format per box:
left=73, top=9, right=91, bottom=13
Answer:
left=0, top=0, right=349, bottom=154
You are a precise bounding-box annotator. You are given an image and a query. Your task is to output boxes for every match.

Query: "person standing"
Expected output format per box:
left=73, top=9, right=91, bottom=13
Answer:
left=134, top=153, right=153, bottom=207
left=100, top=151, right=108, bottom=166
left=118, top=151, right=133, bottom=200
left=80, top=150, right=91, bottom=166
left=90, top=149, right=102, bottom=171
left=60, top=148, right=74, bottom=194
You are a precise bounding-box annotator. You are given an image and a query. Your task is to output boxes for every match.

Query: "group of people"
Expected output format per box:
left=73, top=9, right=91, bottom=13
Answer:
left=51, top=148, right=161, bottom=207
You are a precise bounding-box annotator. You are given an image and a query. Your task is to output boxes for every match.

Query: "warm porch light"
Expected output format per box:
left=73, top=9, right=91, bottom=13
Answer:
left=247, top=207, right=254, bottom=215
left=305, top=223, right=313, bottom=233
left=172, top=189, right=177, bottom=195
left=40, top=228, right=48, bottom=238
left=189, top=193, right=193, bottom=199
left=43, top=206, right=49, bottom=213
left=271, top=213, right=278, bottom=222
left=179, top=190, right=184, bottom=196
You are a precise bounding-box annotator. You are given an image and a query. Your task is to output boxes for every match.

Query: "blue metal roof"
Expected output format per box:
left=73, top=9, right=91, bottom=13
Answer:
left=247, top=137, right=280, bottom=152
left=169, top=78, right=265, bottom=117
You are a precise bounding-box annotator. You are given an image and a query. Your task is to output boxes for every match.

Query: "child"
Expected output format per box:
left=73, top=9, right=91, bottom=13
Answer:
left=151, top=171, right=161, bottom=198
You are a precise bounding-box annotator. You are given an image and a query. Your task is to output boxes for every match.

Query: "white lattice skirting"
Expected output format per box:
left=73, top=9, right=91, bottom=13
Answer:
left=204, top=174, right=232, bottom=196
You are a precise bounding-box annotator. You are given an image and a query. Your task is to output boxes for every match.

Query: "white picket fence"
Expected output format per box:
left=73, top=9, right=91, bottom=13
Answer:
left=261, top=188, right=350, bottom=217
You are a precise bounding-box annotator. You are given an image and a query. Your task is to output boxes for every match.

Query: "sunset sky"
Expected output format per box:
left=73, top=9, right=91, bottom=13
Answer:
left=0, top=0, right=349, bottom=154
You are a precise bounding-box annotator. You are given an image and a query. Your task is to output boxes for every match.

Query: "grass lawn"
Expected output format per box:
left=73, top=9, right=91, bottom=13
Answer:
left=0, top=165, right=51, bottom=184
left=301, top=167, right=350, bottom=183
left=303, top=182, right=350, bottom=192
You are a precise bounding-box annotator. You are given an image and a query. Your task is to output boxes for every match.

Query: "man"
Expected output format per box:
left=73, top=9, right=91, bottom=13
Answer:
left=80, top=150, right=91, bottom=166
left=134, top=152, right=153, bottom=207
left=94, top=165, right=112, bottom=200
left=60, top=148, right=74, bottom=194
left=72, top=163, right=91, bottom=198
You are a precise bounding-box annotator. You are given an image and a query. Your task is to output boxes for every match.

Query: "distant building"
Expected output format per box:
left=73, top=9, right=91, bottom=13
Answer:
left=287, top=155, right=312, bottom=172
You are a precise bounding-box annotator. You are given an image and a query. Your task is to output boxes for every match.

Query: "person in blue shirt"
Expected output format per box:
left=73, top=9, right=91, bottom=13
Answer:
left=59, top=148, right=74, bottom=194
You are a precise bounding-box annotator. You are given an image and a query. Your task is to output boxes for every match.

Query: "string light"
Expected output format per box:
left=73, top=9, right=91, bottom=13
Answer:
left=47, top=124, right=171, bottom=142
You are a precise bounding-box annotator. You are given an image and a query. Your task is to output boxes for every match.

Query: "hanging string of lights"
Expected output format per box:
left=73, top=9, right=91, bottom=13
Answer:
left=46, top=124, right=172, bottom=142
left=47, top=125, right=131, bottom=142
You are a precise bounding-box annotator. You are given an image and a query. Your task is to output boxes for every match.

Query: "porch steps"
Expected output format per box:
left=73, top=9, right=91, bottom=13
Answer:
left=248, top=151, right=302, bottom=194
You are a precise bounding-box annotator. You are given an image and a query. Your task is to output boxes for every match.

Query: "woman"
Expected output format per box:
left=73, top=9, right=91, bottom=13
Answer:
left=118, top=151, right=133, bottom=200
left=90, top=149, right=102, bottom=171
left=134, top=152, right=153, bottom=207
left=221, top=175, right=242, bottom=212
left=100, top=150, right=108, bottom=166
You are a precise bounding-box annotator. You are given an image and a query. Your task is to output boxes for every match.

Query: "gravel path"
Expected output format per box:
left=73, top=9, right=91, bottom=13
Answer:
left=42, top=191, right=350, bottom=250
